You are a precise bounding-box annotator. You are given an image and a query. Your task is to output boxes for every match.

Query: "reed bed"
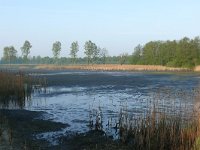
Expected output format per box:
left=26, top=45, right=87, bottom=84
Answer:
left=34, top=64, right=190, bottom=72
left=88, top=87, right=200, bottom=150
left=116, top=108, right=200, bottom=150
left=116, top=88, right=200, bottom=150
left=0, top=71, right=46, bottom=108
left=194, top=65, right=200, bottom=72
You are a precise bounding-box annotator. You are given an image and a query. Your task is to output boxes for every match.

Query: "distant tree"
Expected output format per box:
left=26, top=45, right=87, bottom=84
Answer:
left=3, top=47, right=9, bottom=63
left=119, top=53, right=128, bottom=65
left=92, top=46, right=100, bottom=64
left=129, top=36, right=200, bottom=68
left=21, top=40, right=32, bottom=63
left=9, top=46, right=17, bottom=62
left=175, top=37, right=199, bottom=68
left=52, top=41, right=61, bottom=63
left=99, top=48, right=108, bottom=64
left=131, top=44, right=143, bottom=64
left=84, top=40, right=97, bottom=64
left=43, top=56, right=53, bottom=64
left=3, top=46, right=17, bottom=64
left=70, top=41, right=79, bottom=64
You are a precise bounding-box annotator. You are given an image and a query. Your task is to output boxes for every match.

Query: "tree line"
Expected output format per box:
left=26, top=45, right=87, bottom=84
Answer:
left=1, top=40, right=114, bottom=65
left=2, top=36, right=200, bottom=68
left=130, top=36, right=200, bottom=68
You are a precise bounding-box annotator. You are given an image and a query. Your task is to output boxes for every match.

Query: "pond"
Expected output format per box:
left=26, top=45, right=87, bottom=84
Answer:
left=20, top=70, right=200, bottom=143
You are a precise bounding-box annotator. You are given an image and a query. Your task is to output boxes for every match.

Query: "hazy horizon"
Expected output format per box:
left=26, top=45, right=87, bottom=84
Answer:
left=0, top=0, right=200, bottom=58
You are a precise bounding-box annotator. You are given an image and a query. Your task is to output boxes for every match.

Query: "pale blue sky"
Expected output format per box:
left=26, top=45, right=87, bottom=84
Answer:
left=0, top=0, right=200, bottom=57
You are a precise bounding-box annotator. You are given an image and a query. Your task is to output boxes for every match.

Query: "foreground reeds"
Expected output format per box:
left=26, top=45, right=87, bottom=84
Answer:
left=87, top=88, right=200, bottom=150
left=0, top=71, right=46, bottom=108
left=117, top=88, right=200, bottom=150
left=116, top=110, right=200, bottom=150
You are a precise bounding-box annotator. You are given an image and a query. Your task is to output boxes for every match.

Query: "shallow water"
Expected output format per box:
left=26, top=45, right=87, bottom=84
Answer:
left=23, top=71, right=200, bottom=142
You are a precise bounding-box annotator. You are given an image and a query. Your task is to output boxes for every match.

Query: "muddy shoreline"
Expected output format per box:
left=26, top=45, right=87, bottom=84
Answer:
left=0, top=68, right=199, bottom=149
left=0, top=109, right=68, bottom=149
left=0, top=109, right=130, bottom=150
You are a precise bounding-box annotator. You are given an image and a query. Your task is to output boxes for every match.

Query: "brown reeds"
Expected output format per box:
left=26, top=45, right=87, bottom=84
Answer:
left=86, top=87, right=200, bottom=149
left=117, top=110, right=200, bottom=150
left=34, top=64, right=190, bottom=72
left=0, top=71, right=46, bottom=108
left=114, top=88, right=200, bottom=150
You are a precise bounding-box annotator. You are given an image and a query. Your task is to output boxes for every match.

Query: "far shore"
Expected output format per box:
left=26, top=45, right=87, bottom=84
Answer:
left=0, top=64, right=199, bottom=72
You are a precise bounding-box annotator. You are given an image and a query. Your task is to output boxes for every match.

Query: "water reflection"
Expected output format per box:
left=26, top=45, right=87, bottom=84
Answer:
left=24, top=85, right=200, bottom=142
left=1, top=71, right=200, bottom=143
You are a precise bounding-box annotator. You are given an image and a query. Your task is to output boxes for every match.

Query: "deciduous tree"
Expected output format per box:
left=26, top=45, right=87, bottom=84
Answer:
left=52, top=41, right=61, bottom=63
left=21, top=40, right=32, bottom=63
left=3, top=46, right=17, bottom=64
left=84, top=40, right=97, bottom=64
left=70, top=41, right=79, bottom=64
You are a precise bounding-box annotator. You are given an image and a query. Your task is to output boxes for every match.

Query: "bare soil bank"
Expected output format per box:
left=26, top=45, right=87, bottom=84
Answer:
left=0, top=110, right=129, bottom=150
left=0, top=109, right=68, bottom=150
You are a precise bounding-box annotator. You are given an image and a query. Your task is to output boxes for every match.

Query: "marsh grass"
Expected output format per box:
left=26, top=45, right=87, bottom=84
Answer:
left=0, top=71, right=46, bottom=108
left=34, top=64, right=190, bottom=72
left=116, top=109, right=200, bottom=150
left=116, top=88, right=200, bottom=150
left=88, top=87, right=200, bottom=150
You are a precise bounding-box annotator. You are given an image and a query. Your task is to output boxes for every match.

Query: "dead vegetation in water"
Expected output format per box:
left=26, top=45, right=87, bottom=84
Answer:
left=0, top=71, right=47, bottom=108
left=0, top=109, right=68, bottom=150
left=116, top=88, right=200, bottom=150
left=114, top=108, right=200, bottom=150
left=84, top=88, right=200, bottom=150
left=61, top=106, right=200, bottom=150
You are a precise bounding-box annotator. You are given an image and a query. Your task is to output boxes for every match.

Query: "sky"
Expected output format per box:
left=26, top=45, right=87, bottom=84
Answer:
left=0, top=0, right=200, bottom=57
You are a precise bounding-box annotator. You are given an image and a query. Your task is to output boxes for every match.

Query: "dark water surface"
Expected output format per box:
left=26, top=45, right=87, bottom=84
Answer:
left=21, top=71, right=200, bottom=143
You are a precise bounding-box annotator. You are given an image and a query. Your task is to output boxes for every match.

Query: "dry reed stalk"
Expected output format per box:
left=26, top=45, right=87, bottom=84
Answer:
left=33, top=64, right=190, bottom=72
left=0, top=71, right=46, bottom=108
left=113, top=87, right=200, bottom=150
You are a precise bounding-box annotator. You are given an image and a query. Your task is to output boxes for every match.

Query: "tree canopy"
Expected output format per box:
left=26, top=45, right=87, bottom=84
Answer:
left=3, top=46, right=17, bottom=64
left=130, top=36, right=200, bottom=68
left=84, top=40, right=98, bottom=64
left=21, top=40, right=32, bottom=62
left=52, top=41, right=61, bottom=62
left=70, top=41, right=79, bottom=64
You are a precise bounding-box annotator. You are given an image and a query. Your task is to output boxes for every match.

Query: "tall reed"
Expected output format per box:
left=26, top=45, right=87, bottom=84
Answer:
left=0, top=71, right=46, bottom=108
left=88, top=87, right=200, bottom=149
left=116, top=88, right=200, bottom=150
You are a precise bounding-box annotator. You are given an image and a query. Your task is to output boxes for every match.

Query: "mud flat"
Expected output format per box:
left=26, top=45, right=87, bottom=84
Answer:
left=0, top=109, right=68, bottom=150
left=0, top=110, right=129, bottom=150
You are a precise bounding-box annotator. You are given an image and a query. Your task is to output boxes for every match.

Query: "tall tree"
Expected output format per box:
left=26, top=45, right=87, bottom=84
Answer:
left=3, top=47, right=9, bottom=63
left=3, top=46, right=17, bottom=64
left=92, top=46, right=99, bottom=64
left=119, top=53, right=128, bottom=65
left=52, top=41, right=61, bottom=63
left=131, top=44, right=143, bottom=64
left=84, top=40, right=97, bottom=64
left=99, top=48, right=108, bottom=64
left=70, top=41, right=79, bottom=64
left=21, top=40, right=32, bottom=63
left=130, top=36, right=200, bottom=68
